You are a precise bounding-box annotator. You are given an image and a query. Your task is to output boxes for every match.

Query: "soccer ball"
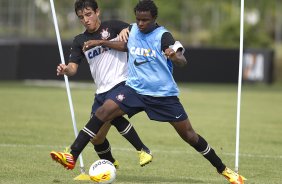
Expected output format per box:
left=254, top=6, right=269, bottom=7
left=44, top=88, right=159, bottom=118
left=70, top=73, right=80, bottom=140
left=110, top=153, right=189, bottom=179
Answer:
left=89, top=159, right=116, bottom=184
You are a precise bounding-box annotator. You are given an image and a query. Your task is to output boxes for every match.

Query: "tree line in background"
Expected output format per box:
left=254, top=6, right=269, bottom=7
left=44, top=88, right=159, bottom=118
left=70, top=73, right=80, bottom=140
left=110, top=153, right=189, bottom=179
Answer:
left=0, top=0, right=281, bottom=49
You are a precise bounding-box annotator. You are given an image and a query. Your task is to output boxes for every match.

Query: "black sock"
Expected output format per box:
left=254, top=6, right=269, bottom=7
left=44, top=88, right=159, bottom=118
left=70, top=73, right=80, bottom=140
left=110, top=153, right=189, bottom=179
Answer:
left=70, top=115, right=104, bottom=160
left=192, top=134, right=226, bottom=173
left=94, top=138, right=115, bottom=163
left=111, top=116, right=149, bottom=152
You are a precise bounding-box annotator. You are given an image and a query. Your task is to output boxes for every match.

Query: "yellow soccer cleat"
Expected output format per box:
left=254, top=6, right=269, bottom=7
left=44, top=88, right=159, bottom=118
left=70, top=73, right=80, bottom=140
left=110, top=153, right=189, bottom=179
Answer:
left=221, top=167, right=247, bottom=184
left=113, top=159, right=120, bottom=169
left=50, top=148, right=76, bottom=170
left=138, top=149, right=153, bottom=167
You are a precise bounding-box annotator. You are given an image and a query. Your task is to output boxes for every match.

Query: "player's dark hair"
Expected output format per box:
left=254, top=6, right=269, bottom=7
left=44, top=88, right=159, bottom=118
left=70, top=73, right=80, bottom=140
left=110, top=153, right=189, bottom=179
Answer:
left=75, top=0, right=98, bottom=15
left=134, top=0, right=158, bottom=18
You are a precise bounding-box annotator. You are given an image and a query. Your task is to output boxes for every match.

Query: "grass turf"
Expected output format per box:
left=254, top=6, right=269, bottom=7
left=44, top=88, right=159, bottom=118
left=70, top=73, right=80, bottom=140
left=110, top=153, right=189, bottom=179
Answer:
left=0, top=81, right=281, bottom=184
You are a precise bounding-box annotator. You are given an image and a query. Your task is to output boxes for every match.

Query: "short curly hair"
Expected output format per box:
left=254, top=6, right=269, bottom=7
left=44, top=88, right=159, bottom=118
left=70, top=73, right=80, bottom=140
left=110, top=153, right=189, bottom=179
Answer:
left=134, top=0, right=158, bottom=18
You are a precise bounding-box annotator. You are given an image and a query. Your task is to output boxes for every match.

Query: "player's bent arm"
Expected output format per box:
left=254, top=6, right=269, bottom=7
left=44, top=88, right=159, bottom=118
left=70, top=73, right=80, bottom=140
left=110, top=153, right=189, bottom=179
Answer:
left=167, top=41, right=187, bottom=67
left=171, top=50, right=187, bottom=67
left=64, top=62, right=78, bottom=76
left=165, top=48, right=187, bottom=67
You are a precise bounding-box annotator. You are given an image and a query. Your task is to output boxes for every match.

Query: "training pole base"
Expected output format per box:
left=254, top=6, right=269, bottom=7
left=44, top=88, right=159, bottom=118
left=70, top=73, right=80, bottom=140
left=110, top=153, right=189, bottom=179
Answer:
left=73, top=173, right=91, bottom=180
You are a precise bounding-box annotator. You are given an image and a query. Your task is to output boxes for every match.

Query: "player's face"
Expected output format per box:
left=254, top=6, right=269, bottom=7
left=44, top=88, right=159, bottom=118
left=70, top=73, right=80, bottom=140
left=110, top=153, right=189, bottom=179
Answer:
left=135, top=11, right=156, bottom=33
left=76, top=7, right=100, bottom=33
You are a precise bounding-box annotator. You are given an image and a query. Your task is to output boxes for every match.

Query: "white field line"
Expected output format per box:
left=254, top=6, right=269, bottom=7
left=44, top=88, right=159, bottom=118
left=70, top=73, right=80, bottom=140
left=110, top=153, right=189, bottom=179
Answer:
left=1, top=143, right=281, bottom=160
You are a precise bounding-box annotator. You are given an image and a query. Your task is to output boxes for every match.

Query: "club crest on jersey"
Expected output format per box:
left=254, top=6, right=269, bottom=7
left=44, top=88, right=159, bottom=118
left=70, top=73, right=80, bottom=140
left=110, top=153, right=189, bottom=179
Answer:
left=100, top=28, right=110, bottom=40
left=116, top=94, right=125, bottom=102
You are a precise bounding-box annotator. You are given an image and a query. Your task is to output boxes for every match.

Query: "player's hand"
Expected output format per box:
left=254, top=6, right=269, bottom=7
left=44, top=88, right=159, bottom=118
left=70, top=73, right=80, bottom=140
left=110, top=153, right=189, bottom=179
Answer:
left=165, top=48, right=187, bottom=67
left=57, top=64, right=67, bottom=76
left=118, top=27, right=129, bottom=42
left=164, top=48, right=176, bottom=59
left=83, top=40, right=102, bottom=52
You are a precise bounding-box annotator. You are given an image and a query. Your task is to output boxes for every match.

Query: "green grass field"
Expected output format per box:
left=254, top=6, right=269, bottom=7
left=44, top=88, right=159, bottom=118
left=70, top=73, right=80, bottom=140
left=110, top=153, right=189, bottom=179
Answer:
left=0, top=81, right=281, bottom=184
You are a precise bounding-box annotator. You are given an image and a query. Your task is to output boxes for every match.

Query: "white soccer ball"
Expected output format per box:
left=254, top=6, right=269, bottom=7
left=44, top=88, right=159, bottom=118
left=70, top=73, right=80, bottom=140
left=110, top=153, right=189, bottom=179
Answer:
left=89, top=159, right=116, bottom=184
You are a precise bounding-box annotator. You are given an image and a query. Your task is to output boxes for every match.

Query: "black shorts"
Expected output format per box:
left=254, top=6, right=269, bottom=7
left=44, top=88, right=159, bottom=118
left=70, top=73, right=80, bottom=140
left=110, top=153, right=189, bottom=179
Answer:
left=91, top=82, right=126, bottom=114
left=107, top=85, right=188, bottom=122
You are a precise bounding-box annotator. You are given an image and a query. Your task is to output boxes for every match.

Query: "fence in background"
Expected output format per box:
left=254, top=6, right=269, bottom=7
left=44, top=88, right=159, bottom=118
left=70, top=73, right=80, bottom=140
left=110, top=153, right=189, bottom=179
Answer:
left=0, top=40, right=274, bottom=84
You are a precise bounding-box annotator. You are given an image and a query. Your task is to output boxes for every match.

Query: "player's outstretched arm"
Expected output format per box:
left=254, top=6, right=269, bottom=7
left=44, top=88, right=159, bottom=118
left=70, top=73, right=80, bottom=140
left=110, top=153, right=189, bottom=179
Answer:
left=83, top=40, right=127, bottom=52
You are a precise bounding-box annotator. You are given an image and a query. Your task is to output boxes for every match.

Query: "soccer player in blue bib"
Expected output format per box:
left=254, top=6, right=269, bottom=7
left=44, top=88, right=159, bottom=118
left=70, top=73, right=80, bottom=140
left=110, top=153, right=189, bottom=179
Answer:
left=54, top=0, right=246, bottom=183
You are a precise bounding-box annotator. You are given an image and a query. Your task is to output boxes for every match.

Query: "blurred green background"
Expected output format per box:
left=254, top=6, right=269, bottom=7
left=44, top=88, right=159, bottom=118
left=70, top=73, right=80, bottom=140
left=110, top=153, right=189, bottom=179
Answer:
left=1, top=0, right=282, bottom=82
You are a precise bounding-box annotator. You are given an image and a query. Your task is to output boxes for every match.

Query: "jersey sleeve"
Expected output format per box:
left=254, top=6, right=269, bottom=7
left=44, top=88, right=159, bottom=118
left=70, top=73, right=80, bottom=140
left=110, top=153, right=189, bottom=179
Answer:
left=69, top=36, right=84, bottom=64
left=111, top=20, right=129, bottom=34
left=128, top=24, right=133, bottom=32
left=161, top=32, right=175, bottom=52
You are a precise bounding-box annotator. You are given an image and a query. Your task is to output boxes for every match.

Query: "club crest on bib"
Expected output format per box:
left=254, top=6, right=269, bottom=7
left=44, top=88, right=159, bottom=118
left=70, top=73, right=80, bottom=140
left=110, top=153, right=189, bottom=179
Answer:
left=100, top=28, right=110, bottom=40
left=116, top=94, right=125, bottom=102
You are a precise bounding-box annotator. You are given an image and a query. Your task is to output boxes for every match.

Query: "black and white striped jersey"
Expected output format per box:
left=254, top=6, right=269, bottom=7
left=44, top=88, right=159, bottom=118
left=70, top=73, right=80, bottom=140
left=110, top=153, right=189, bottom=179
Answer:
left=69, top=20, right=129, bottom=94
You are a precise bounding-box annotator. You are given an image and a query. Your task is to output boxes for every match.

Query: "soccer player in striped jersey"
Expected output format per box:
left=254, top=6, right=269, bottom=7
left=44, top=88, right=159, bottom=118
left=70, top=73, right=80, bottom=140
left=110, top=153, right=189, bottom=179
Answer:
left=50, top=0, right=152, bottom=170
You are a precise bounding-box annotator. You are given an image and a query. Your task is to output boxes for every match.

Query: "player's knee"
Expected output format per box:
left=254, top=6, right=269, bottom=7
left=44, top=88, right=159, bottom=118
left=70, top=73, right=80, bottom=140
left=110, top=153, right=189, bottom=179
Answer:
left=96, top=101, right=123, bottom=121
left=95, top=106, right=111, bottom=121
